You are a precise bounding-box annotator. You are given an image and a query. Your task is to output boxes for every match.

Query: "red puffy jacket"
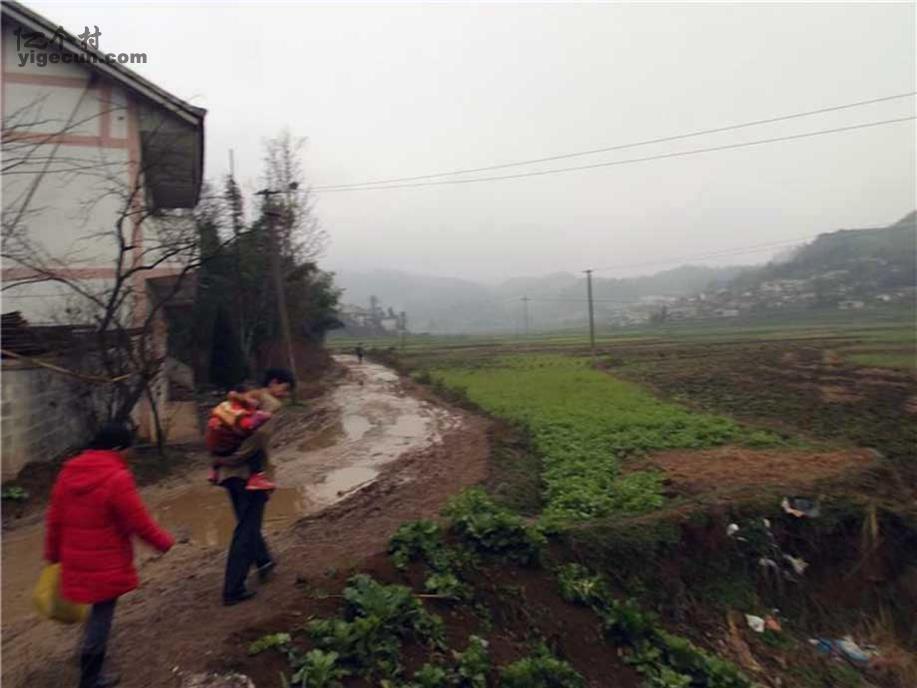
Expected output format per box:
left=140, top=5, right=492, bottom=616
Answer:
left=44, top=449, right=174, bottom=604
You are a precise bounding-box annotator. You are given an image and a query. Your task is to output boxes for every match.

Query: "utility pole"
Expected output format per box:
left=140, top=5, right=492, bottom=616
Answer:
left=257, top=184, right=299, bottom=401
left=399, top=311, right=407, bottom=351
left=585, top=269, right=596, bottom=358
left=522, top=296, right=530, bottom=338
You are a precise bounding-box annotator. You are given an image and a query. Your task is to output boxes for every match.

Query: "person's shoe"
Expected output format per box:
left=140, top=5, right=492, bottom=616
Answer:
left=245, top=472, right=276, bottom=491
left=257, top=560, right=276, bottom=582
left=96, top=671, right=121, bottom=688
left=207, top=467, right=219, bottom=485
left=223, top=590, right=256, bottom=606
left=79, top=652, right=105, bottom=688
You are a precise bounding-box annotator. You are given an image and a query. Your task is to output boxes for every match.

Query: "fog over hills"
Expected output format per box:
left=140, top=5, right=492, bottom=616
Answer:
left=332, top=213, right=916, bottom=334
left=333, top=264, right=746, bottom=334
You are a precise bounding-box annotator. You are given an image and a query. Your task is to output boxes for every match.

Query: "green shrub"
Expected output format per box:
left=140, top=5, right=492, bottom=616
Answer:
left=453, top=635, right=490, bottom=688
left=308, top=575, right=445, bottom=680
left=389, top=520, right=451, bottom=572
left=500, top=645, right=585, bottom=688
left=411, top=663, right=449, bottom=688
left=424, top=572, right=469, bottom=600
left=444, top=488, right=545, bottom=565
left=249, top=633, right=291, bottom=655
left=1, top=485, right=29, bottom=502
left=289, top=649, right=348, bottom=688
left=556, top=563, right=609, bottom=607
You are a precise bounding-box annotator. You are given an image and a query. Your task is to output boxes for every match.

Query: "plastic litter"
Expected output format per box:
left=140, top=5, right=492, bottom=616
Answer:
left=808, top=636, right=878, bottom=668
left=836, top=637, right=873, bottom=666
left=782, top=496, right=820, bottom=518
left=783, top=555, right=809, bottom=576
left=745, top=614, right=765, bottom=633
left=726, top=523, right=740, bottom=537
left=810, top=638, right=834, bottom=655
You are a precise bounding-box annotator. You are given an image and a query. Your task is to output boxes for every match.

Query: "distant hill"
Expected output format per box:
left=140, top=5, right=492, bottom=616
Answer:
left=658, top=212, right=917, bottom=322
left=728, top=212, right=916, bottom=299
left=331, top=213, right=916, bottom=333
left=332, top=265, right=746, bottom=334
left=330, top=269, right=508, bottom=334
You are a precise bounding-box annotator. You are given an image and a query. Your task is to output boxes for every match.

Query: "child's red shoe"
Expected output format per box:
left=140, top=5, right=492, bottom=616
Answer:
left=246, top=472, right=276, bottom=491
left=207, top=468, right=219, bottom=485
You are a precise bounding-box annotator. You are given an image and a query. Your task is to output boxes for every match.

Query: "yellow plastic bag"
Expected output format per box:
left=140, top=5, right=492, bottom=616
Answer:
left=32, top=563, right=88, bottom=623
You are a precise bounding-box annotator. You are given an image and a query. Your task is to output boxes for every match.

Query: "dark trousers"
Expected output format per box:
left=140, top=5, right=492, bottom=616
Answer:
left=222, top=477, right=272, bottom=599
left=80, top=598, right=117, bottom=688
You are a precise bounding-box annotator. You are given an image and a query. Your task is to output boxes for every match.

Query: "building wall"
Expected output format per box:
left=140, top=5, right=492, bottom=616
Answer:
left=1, top=360, right=94, bottom=478
left=1, top=20, right=143, bottom=324
left=1, top=16, right=202, bottom=469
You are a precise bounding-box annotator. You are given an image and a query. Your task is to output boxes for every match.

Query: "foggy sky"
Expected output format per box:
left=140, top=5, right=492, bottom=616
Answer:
left=29, top=1, right=917, bottom=283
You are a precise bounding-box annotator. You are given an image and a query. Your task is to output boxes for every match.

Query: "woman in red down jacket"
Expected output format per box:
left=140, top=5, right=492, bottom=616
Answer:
left=45, top=423, right=174, bottom=688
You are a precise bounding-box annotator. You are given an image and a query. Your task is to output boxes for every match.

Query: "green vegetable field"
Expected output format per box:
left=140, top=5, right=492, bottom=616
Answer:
left=429, top=355, right=773, bottom=522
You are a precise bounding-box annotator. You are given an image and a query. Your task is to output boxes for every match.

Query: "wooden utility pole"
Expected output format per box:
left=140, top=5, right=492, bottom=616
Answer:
left=585, top=269, right=596, bottom=358
left=257, top=186, right=299, bottom=401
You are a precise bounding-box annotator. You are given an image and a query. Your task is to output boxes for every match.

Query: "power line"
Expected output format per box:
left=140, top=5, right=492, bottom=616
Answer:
left=314, top=91, right=916, bottom=190
left=590, top=221, right=905, bottom=273
left=314, top=116, right=915, bottom=193
left=590, top=236, right=815, bottom=273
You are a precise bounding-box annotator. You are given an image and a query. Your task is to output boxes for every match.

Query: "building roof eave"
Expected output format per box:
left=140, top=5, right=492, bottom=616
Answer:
left=2, top=1, right=206, bottom=127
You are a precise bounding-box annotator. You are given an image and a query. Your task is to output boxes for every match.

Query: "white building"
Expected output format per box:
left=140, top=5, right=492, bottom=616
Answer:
left=1, top=1, right=205, bottom=476
left=2, top=0, right=204, bottom=322
left=379, top=316, right=400, bottom=332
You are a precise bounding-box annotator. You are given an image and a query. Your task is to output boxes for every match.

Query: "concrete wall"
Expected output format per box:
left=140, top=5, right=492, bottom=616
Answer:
left=1, top=360, right=94, bottom=479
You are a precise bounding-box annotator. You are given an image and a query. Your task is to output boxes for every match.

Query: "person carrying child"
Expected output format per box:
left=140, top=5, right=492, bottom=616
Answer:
left=211, top=369, right=294, bottom=605
left=206, top=386, right=276, bottom=491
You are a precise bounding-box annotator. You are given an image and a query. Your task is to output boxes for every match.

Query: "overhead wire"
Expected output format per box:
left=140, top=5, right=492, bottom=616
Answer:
left=314, top=116, right=915, bottom=192
left=589, top=236, right=816, bottom=273
left=313, top=92, right=916, bottom=191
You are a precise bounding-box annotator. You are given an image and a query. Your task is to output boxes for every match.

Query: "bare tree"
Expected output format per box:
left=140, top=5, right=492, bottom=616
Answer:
left=1, top=93, right=218, bottom=451
left=261, top=129, right=328, bottom=262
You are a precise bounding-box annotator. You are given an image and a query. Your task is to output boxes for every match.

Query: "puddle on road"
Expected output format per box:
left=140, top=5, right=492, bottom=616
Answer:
left=154, top=486, right=310, bottom=547
left=388, top=413, right=429, bottom=439
left=308, top=465, right=379, bottom=503
left=0, top=486, right=312, bottom=626
left=341, top=414, right=373, bottom=442
left=297, top=421, right=344, bottom=452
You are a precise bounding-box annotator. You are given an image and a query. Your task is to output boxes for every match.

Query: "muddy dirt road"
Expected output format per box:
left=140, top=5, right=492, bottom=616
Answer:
left=1, top=357, right=490, bottom=687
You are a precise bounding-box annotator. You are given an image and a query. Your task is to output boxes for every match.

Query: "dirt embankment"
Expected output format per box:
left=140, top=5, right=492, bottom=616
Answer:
left=1, top=357, right=490, bottom=688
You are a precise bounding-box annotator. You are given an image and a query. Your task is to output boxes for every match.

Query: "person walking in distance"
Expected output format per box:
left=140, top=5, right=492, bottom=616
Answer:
left=355, top=343, right=365, bottom=364
left=44, top=423, right=174, bottom=688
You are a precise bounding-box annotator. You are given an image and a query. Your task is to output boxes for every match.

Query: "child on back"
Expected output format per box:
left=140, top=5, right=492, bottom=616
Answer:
left=206, top=386, right=275, bottom=490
